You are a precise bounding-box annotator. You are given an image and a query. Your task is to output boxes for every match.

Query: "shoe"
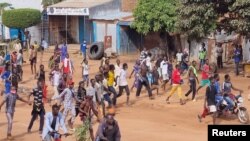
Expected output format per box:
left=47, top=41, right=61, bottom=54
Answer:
left=27, top=129, right=31, bottom=133
left=192, top=99, right=196, bottom=102
left=197, top=115, right=202, bottom=123
left=7, top=134, right=13, bottom=140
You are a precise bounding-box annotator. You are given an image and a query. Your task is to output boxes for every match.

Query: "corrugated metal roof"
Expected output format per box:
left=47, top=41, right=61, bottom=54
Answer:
left=91, top=12, right=133, bottom=20
left=48, top=0, right=112, bottom=8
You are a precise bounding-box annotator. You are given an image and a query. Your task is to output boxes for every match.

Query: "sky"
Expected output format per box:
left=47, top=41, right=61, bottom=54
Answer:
left=0, top=0, right=43, bottom=10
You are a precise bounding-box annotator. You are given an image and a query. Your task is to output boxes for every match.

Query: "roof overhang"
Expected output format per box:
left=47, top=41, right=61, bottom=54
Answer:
left=47, top=0, right=112, bottom=16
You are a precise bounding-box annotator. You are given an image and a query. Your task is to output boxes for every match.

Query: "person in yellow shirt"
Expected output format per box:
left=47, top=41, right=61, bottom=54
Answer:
left=33, top=41, right=39, bottom=51
left=107, top=65, right=118, bottom=106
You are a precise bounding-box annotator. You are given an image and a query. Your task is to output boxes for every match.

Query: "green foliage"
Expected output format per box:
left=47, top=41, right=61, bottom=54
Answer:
left=229, top=0, right=250, bottom=35
left=131, top=0, right=180, bottom=35
left=75, top=119, right=91, bottom=141
left=2, top=8, right=41, bottom=29
left=178, top=1, right=218, bottom=40
left=42, top=0, right=63, bottom=8
left=0, top=3, right=11, bottom=14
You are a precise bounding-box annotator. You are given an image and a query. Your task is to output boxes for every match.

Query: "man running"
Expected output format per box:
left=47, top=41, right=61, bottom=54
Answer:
left=197, top=59, right=211, bottom=94
left=0, top=86, right=31, bottom=139
left=185, top=61, right=199, bottom=101
left=117, top=63, right=130, bottom=105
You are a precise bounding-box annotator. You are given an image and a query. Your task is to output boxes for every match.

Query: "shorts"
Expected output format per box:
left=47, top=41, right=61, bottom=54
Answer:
left=30, top=57, right=37, bottom=65
left=17, top=65, right=22, bottom=73
left=83, top=75, right=89, bottom=81
left=200, top=79, right=210, bottom=87
left=162, top=74, right=169, bottom=81
left=208, top=105, right=217, bottom=113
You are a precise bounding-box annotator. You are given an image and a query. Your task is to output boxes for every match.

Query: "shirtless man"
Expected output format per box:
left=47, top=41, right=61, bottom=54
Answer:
left=136, top=61, right=154, bottom=100
left=185, top=61, right=199, bottom=101
left=79, top=95, right=98, bottom=141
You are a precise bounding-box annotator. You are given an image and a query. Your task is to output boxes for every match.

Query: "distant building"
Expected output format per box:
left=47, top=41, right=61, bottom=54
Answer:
left=0, top=0, right=44, bottom=45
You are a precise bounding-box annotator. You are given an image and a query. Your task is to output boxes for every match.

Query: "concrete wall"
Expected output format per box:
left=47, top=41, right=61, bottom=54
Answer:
left=89, top=0, right=121, bottom=19
left=95, top=21, right=117, bottom=52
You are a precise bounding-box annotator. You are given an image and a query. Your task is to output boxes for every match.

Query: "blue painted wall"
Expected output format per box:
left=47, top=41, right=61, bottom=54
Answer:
left=79, top=16, right=93, bottom=44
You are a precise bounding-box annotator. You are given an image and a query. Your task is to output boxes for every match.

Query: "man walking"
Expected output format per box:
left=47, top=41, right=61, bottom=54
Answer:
left=27, top=80, right=46, bottom=134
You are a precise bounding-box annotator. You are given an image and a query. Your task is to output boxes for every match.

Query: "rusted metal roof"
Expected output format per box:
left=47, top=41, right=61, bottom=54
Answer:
left=48, top=0, right=112, bottom=8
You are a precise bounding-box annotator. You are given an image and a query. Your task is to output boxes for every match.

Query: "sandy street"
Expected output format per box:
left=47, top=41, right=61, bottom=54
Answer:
left=0, top=46, right=249, bottom=141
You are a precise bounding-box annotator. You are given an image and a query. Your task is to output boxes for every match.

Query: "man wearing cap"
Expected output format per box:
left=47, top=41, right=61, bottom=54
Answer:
left=51, top=81, right=79, bottom=129
left=80, top=40, right=87, bottom=60
left=95, top=108, right=121, bottom=141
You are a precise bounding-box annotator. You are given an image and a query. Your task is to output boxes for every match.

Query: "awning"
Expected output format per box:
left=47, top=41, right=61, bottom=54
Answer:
left=47, top=0, right=112, bottom=16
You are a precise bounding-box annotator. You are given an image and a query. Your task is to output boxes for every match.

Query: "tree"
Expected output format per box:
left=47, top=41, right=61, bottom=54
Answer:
left=229, top=0, right=250, bottom=36
left=2, top=8, right=41, bottom=29
left=131, top=0, right=179, bottom=35
left=131, top=0, right=180, bottom=56
left=0, top=2, right=11, bottom=15
left=177, top=0, right=218, bottom=40
left=42, top=0, right=64, bottom=8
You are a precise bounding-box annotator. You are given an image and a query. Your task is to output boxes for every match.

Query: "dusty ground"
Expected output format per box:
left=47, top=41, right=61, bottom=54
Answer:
left=0, top=45, right=249, bottom=141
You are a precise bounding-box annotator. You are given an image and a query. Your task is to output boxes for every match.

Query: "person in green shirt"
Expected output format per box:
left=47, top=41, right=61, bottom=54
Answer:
left=199, top=43, right=207, bottom=70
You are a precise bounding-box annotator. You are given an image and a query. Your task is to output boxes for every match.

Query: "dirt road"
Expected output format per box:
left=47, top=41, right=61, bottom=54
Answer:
left=0, top=47, right=249, bottom=141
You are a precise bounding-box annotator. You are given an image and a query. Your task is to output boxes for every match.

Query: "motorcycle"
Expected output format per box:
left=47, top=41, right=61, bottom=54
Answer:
left=217, top=94, right=249, bottom=124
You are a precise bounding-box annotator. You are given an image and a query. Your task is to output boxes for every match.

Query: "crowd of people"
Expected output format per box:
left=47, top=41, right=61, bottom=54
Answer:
left=0, top=39, right=249, bottom=140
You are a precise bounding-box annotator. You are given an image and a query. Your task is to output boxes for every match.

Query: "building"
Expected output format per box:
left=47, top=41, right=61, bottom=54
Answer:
left=48, top=0, right=141, bottom=54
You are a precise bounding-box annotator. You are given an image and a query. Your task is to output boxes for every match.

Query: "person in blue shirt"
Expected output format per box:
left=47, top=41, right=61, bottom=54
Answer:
left=80, top=40, right=87, bottom=60
left=1, top=64, right=11, bottom=95
left=60, top=41, right=68, bottom=62
left=234, top=45, right=241, bottom=76
left=213, top=74, right=223, bottom=107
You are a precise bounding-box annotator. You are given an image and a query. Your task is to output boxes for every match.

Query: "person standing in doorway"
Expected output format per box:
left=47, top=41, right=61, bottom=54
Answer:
left=216, top=43, right=223, bottom=69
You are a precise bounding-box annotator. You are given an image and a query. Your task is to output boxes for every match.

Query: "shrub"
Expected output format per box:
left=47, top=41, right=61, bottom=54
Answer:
left=2, top=8, right=41, bottom=29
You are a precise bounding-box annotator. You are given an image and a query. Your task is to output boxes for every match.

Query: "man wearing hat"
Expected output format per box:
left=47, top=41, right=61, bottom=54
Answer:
left=52, top=81, right=79, bottom=129
left=80, top=40, right=87, bottom=60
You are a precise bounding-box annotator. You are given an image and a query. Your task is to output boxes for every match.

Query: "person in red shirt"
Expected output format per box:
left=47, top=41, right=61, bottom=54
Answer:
left=166, top=64, right=185, bottom=105
left=197, top=59, right=211, bottom=94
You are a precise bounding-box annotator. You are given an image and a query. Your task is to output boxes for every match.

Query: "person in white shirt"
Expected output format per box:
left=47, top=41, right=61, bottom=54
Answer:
left=14, top=40, right=22, bottom=52
left=52, top=82, right=78, bottom=129
left=176, top=49, right=183, bottom=63
left=117, top=63, right=130, bottom=105
left=82, top=59, right=89, bottom=86
left=42, top=104, right=70, bottom=141
left=87, top=79, right=97, bottom=104
left=160, top=56, right=169, bottom=90
left=146, top=52, right=153, bottom=71
left=50, top=65, right=62, bottom=104
left=42, top=38, right=48, bottom=51
left=115, top=59, right=121, bottom=85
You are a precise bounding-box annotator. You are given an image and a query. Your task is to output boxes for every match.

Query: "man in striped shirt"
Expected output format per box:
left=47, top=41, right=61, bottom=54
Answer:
left=27, top=80, right=45, bottom=134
